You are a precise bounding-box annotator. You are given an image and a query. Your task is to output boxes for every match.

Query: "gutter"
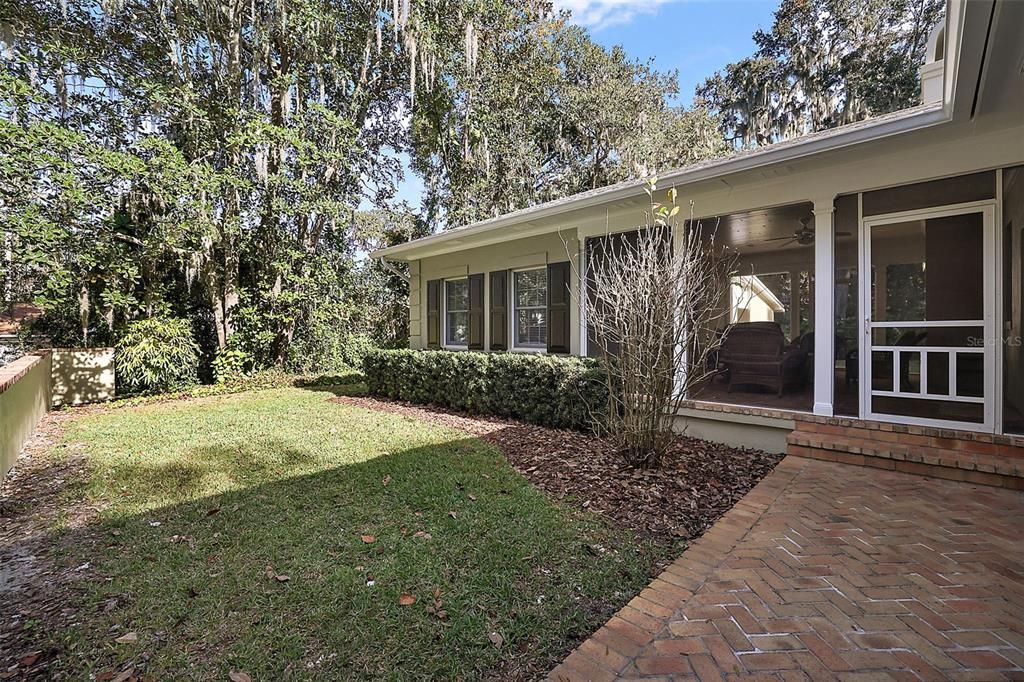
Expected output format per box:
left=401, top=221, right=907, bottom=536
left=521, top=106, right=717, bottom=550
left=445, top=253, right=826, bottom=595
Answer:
left=375, top=256, right=410, bottom=282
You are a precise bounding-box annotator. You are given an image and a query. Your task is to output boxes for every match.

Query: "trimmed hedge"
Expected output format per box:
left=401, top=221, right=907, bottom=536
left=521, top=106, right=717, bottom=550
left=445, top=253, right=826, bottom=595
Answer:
left=363, top=349, right=607, bottom=431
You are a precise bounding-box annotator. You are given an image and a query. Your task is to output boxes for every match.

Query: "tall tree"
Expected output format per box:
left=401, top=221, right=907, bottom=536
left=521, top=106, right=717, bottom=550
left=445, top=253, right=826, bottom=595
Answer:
left=2, top=0, right=419, bottom=356
left=2, top=0, right=726, bottom=369
left=697, top=0, right=945, bottom=148
left=410, top=12, right=727, bottom=228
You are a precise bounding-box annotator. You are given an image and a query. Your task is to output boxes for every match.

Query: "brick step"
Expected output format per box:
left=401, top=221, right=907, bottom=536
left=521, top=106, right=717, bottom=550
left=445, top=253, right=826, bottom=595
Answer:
left=787, top=420, right=1024, bottom=490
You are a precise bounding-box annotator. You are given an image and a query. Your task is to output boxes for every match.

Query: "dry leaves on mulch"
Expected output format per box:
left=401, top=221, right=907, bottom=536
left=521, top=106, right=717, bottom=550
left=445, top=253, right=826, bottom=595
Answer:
left=332, top=396, right=783, bottom=543
left=0, top=411, right=102, bottom=680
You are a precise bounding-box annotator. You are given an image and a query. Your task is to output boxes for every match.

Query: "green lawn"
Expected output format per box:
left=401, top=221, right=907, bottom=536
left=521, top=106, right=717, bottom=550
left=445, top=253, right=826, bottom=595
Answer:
left=48, top=387, right=668, bottom=680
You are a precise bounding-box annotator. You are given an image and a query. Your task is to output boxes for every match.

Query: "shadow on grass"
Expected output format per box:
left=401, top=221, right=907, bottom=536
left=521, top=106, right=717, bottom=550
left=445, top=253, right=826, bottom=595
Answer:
left=293, top=379, right=367, bottom=397
left=36, top=426, right=664, bottom=681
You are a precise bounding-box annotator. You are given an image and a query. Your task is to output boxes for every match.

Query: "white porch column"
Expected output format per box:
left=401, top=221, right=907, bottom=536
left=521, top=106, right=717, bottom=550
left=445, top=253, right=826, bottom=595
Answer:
left=577, top=235, right=588, bottom=357
left=813, top=198, right=836, bottom=416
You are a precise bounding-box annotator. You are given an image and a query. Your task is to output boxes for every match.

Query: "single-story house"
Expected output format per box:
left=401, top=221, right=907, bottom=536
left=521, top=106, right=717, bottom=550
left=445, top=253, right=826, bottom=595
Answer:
left=373, top=0, right=1024, bottom=488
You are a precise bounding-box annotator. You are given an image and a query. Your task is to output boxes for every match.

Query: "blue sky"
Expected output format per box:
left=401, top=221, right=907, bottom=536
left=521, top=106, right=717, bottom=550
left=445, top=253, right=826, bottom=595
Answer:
left=575, top=0, right=780, bottom=105
left=388, top=0, right=780, bottom=210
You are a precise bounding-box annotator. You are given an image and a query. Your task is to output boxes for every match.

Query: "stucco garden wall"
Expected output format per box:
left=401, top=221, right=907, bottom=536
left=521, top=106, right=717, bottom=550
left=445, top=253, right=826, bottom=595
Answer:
left=1, top=347, right=117, bottom=480
left=0, top=352, right=52, bottom=479
left=51, top=347, right=116, bottom=407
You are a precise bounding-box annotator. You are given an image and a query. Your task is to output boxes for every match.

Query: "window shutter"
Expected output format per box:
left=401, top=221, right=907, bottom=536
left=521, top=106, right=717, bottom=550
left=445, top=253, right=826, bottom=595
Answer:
left=489, top=270, right=508, bottom=351
left=468, top=273, right=484, bottom=350
left=547, top=261, right=571, bottom=354
left=426, top=279, right=441, bottom=349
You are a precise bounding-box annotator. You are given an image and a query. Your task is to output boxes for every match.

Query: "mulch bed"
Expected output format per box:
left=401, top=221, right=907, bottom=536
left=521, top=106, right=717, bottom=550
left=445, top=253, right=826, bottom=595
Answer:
left=332, top=396, right=783, bottom=545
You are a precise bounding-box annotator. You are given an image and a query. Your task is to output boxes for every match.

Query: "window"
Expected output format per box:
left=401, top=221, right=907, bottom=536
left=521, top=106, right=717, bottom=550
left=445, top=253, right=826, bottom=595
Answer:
left=444, top=278, right=469, bottom=347
left=514, top=268, right=547, bottom=348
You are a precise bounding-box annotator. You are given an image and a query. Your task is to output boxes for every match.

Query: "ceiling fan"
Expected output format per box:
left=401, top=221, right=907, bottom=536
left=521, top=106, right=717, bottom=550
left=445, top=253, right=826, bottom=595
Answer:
left=765, top=216, right=852, bottom=247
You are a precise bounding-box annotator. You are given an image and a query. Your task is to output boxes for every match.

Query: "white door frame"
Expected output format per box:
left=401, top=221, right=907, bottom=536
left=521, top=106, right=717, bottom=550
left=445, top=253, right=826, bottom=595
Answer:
left=858, top=200, right=998, bottom=432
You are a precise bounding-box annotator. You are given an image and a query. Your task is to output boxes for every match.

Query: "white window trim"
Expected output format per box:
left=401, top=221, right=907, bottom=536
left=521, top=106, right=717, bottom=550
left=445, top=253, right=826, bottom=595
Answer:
left=511, top=266, right=548, bottom=353
left=442, top=277, right=469, bottom=350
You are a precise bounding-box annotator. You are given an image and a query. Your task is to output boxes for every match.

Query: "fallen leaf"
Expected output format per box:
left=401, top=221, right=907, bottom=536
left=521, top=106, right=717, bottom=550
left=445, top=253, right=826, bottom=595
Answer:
left=206, top=507, right=221, bottom=516
left=398, top=593, right=416, bottom=606
left=468, top=494, right=477, bottom=501
left=115, top=632, right=138, bottom=644
left=111, top=671, right=134, bottom=682
left=18, top=653, right=40, bottom=666
left=448, top=511, right=457, bottom=519
left=412, top=531, right=432, bottom=540
left=264, top=565, right=276, bottom=579
left=95, top=673, right=114, bottom=682
left=488, top=631, right=504, bottom=647
left=275, top=574, right=290, bottom=582
left=360, top=534, right=376, bottom=544
left=228, top=672, right=252, bottom=682
left=148, top=521, right=161, bottom=527
left=382, top=475, right=392, bottom=486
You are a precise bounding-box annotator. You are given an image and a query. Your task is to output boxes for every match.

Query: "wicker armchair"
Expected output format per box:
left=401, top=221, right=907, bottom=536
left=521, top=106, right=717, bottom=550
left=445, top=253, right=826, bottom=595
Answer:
left=720, top=322, right=808, bottom=397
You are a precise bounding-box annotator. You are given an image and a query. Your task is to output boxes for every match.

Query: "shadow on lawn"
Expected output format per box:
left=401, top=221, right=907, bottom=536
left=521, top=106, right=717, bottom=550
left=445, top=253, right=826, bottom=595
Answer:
left=17, top=425, right=659, bottom=682
left=293, top=381, right=367, bottom=397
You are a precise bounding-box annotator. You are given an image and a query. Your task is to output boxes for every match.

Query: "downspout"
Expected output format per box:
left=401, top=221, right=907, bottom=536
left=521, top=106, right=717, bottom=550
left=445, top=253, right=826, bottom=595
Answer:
left=376, top=257, right=410, bottom=282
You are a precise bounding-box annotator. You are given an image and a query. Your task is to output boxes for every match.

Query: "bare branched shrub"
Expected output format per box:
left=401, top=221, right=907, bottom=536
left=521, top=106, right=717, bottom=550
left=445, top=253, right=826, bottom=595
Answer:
left=576, top=180, right=738, bottom=468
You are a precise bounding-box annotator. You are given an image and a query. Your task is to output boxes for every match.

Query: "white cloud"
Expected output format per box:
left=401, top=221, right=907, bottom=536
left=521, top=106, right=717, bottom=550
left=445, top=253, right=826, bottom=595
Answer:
left=553, top=0, right=677, bottom=31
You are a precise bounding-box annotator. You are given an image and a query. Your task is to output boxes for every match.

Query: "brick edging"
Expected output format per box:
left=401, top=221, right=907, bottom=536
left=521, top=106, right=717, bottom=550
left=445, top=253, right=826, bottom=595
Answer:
left=547, top=457, right=808, bottom=681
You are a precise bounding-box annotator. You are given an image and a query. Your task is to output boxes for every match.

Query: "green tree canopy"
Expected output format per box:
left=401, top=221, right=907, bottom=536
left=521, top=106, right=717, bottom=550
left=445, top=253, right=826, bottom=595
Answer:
left=697, top=0, right=945, bottom=148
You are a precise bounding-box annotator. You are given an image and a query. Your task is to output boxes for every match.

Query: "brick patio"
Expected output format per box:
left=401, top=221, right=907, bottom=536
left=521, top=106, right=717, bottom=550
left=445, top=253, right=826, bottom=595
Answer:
left=550, top=456, right=1024, bottom=681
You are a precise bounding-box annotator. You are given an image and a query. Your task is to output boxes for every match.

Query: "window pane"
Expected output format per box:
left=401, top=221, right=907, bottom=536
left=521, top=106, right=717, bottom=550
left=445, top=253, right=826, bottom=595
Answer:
left=514, top=269, right=548, bottom=347
left=515, top=269, right=547, bottom=308
left=516, top=309, right=547, bottom=347
left=446, top=279, right=469, bottom=312
left=446, top=311, right=468, bottom=345
left=870, top=213, right=984, bottom=322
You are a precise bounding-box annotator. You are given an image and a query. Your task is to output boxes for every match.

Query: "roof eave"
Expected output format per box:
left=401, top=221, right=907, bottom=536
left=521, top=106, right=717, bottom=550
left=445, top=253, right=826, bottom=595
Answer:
left=372, top=105, right=950, bottom=262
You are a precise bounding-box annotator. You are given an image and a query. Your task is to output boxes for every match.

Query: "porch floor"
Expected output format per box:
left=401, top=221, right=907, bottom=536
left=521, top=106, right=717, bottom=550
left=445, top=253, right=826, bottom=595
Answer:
left=550, top=456, right=1024, bottom=681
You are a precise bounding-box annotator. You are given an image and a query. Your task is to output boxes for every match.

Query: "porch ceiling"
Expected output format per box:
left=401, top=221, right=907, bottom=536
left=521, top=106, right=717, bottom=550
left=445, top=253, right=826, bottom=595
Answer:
left=694, top=202, right=815, bottom=254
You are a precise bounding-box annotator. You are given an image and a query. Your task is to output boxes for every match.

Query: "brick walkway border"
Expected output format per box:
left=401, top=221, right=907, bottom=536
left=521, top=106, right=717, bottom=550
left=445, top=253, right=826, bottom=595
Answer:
left=550, top=458, right=802, bottom=682
left=548, top=456, right=1024, bottom=680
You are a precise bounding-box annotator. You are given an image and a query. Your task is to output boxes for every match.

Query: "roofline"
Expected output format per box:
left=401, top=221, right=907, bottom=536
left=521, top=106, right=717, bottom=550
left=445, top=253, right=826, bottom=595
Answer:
left=373, top=0, right=983, bottom=263
left=373, top=104, right=948, bottom=261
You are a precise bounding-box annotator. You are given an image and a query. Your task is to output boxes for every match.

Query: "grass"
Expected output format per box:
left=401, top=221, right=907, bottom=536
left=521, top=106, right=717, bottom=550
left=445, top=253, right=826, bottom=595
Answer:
left=47, top=387, right=670, bottom=680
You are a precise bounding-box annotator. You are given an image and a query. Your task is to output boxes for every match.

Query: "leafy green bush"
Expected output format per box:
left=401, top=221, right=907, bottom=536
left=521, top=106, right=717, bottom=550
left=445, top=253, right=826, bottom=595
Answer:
left=363, top=349, right=607, bottom=431
left=212, top=346, right=253, bottom=383
left=115, top=317, right=200, bottom=394
left=286, top=329, right=378, bottom=375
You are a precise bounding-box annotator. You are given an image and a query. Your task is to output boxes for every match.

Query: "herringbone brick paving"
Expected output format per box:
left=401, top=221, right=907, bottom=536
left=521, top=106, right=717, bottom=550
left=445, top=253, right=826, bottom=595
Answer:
left=550, top=456, right=1024, bottom=681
